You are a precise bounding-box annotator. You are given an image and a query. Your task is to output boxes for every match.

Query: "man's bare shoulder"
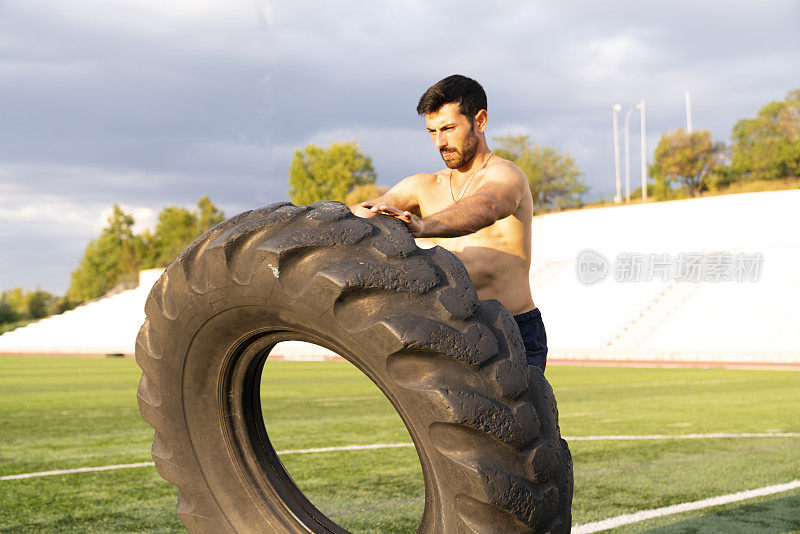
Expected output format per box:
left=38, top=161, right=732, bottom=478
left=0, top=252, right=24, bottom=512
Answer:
left=485, top=155, right=529, bottom=189
left=403, top=171, right=440, bottom=185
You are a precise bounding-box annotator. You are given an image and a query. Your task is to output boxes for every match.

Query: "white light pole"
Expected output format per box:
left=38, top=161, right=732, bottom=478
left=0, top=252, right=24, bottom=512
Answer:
left=685, top=90, right=693, bottom=133
left=612, top=104, right=622, bottom=203
left=637, top=99, right=647, bottom=201
left=624, top=107, right=634, bottom=203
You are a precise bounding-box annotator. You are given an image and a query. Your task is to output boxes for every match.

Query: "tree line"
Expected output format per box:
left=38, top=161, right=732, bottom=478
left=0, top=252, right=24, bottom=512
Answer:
left=67, top=196, right=225, bottom=303
left=0, top=197, right=224, bottom=331
left=0, top=287, right=64, bottom=334
left=0, top=196, right=225, bottom=331
left=649, top=88, right=799, bottom=199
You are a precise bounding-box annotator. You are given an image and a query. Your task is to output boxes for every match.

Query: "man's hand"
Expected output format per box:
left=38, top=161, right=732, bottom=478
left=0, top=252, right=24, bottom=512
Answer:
left=359, top=200, right=424, bottom=236
left=359, top=200, right=411, bottom=221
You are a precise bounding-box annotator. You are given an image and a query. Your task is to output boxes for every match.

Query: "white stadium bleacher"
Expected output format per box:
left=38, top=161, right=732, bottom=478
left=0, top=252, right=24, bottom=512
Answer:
left=0, top=269, right=161, bottom=356
left=0, top=268, right=338, bottom=360
left=638, top=246, right=800, bottom=353
left=530, top=189, right=800, bottom=366
left=1, top=189, right=798, bottom=365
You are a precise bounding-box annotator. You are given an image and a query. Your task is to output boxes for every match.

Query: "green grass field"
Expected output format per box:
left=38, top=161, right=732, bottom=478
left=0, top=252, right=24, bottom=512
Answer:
left=1, top=356, right=799, bottom=533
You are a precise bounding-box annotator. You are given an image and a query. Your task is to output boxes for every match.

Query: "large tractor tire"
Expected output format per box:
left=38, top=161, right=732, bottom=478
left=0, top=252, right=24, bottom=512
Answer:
left=136, top=200, right=572, bottom=533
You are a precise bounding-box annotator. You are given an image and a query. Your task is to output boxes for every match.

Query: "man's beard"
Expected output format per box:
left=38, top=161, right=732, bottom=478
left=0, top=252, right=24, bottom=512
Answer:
left=440, top=129, right=479, bottom=169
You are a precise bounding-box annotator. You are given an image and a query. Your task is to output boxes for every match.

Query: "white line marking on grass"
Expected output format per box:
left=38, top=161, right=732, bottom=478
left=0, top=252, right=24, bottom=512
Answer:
left=564, top=432, right=800, bottom=441
left=571, top=480, right=800, bottom=533
left=0, top=443, right=416, bottom=481
left=556, top=378, right=750, bottom=391
left=0, top=462, right=155, bottom=480
left=277, top=442, right=414, bottom=455
left=3, top=433, right=798, bottom=481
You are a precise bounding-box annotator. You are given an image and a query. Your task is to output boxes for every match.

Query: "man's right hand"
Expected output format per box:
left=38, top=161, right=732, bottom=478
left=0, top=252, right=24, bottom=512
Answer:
left=348, top=173, right=423, bottom=220
left=358, top=200, right=413, bottom=222
left=348, top=202, right=376, bottom=218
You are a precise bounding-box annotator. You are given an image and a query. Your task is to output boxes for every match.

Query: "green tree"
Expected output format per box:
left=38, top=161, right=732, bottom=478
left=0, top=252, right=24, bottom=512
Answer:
left=65, top=197, right=226, bottom=305
left=0, top=287, right=57, bottom=322
left=148, top=196, right=226, bottom=267
left=653, top=173, right=677, bottom=201
left=649, top=129, right=724, bottom=198
left=493, top=135, right=587, bottom=212
left=288, top=141, right=377, bottom=205
left=196, top=194, right=226, bottom=234
left=2, top=287, right=28, bottom=318
left=26, top=290, right=52, bottom=319
left=67, top=205, right=139, bottom=302
left=134, top=230, right=159, bottom=270
left=731, top=89, right=800, bottom=180
left=0, top=299, right=17, bottom=324
left=151, top=206, right=198, bottom=267
left=47, top=295, right=76, bottom=316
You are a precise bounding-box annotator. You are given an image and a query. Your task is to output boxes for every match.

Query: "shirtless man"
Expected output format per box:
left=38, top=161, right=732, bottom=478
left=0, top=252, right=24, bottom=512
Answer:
left=349, top=74, right=548, bottom=372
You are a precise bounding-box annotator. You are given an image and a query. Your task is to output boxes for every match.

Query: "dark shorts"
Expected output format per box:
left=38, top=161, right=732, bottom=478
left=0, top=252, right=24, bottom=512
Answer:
left=513, top=308, right=548, bottom=372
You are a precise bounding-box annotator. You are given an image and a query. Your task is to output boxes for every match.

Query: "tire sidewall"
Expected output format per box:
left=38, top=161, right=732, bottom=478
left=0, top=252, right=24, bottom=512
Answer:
left=159, top=276, right=435, bottom=533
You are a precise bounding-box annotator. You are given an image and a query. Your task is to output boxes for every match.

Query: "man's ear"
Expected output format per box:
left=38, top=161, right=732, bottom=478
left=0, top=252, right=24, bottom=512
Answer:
left=474, top=109, right=488, bottom=133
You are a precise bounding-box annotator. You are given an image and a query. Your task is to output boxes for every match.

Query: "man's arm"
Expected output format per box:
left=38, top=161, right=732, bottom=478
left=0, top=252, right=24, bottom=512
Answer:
left=377, top=165, right=526, bottom=238
left=348, top=174, right=423, bottom=218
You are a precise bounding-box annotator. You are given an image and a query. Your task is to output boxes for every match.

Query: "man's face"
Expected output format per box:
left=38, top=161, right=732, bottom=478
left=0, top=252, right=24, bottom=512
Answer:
left=425, top=102, right=479, bottom=169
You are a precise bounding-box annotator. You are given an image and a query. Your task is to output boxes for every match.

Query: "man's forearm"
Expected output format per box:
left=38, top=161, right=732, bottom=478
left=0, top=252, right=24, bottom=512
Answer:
left=415, top=196, right=497, bottom=238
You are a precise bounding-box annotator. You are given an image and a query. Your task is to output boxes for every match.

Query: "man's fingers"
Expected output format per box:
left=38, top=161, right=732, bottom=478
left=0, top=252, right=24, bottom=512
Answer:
left=375, top=204, right=400, bottom=215
left=363, top=202, right=411, bottom=220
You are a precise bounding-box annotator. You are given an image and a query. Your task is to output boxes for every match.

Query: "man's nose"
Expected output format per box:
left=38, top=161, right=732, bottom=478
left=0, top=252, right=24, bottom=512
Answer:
left=434, top=131, right=447, bottom=148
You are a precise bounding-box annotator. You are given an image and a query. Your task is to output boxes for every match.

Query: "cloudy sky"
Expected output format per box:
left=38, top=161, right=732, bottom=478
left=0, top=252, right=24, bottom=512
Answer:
left=1, top=0, right=798, bottom=293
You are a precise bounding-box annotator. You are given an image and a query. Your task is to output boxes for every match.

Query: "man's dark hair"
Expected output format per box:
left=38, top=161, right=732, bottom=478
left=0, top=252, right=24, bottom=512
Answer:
left=416, top=74, right=487, bottom=127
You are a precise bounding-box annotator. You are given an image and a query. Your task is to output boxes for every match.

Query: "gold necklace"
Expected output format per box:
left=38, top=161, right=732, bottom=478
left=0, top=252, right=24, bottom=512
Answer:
left=449, top=151, right=493, bottom=202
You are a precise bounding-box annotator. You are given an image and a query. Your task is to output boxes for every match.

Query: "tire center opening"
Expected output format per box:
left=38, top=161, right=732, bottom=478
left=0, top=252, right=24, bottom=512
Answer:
left=252, top=339, right=426, bottom=533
